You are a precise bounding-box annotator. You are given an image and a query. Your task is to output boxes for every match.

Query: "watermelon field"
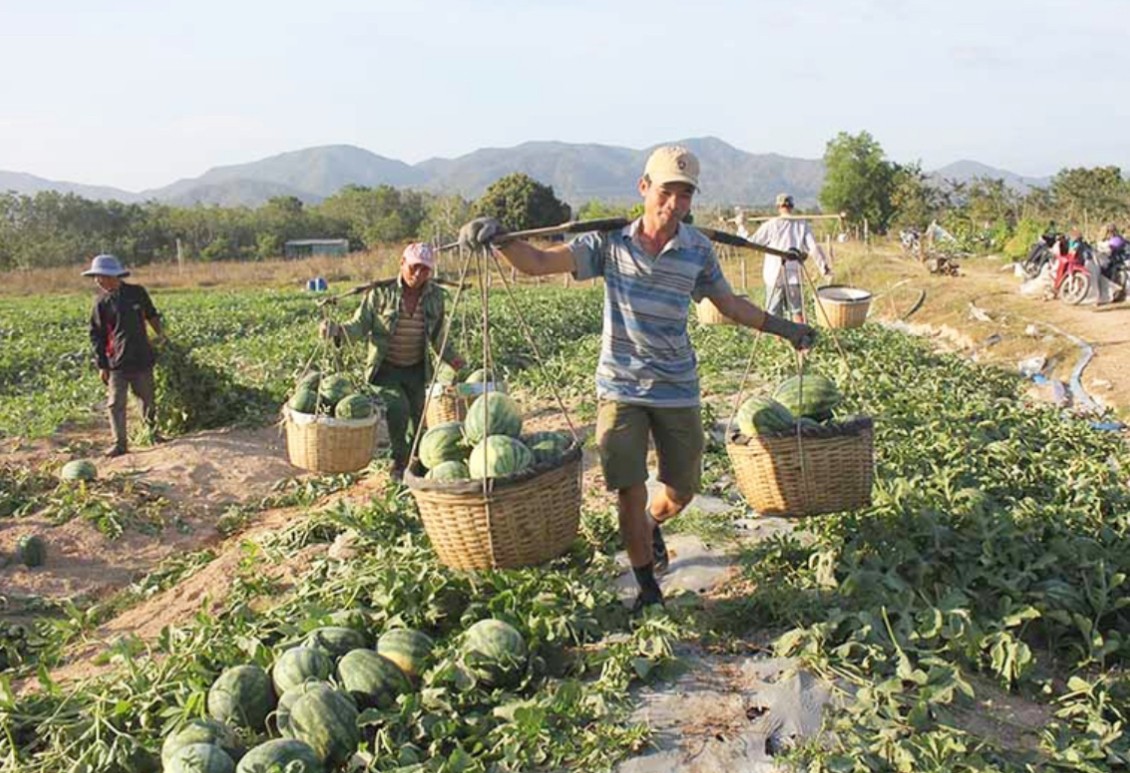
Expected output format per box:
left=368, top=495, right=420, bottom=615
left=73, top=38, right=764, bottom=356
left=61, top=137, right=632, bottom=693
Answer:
left=2, top=277, right=1130, bottom=772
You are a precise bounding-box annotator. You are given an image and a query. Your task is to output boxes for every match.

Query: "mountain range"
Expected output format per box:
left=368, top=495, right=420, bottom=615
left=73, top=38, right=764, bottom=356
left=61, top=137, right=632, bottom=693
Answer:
left=0, top=137, right=1052, bottom=209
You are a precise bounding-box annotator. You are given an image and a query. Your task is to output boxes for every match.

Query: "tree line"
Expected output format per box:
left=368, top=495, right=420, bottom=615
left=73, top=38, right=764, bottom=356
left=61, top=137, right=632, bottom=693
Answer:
left=2, top=133, right=1127, bottom=271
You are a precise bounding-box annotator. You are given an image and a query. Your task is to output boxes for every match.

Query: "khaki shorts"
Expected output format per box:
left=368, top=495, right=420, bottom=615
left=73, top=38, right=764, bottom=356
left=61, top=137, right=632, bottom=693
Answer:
left=595, top=400, right=704, bottom=494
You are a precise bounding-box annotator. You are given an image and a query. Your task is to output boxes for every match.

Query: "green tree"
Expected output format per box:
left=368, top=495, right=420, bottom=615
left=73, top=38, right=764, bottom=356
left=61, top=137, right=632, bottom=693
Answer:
left=889, top=162, right=950, bottom=231
left=472, top=173, right=571, bottom=231
left=819, top=131, right=898, bottom=233
left=1051, top=166, right=1128, bottom=226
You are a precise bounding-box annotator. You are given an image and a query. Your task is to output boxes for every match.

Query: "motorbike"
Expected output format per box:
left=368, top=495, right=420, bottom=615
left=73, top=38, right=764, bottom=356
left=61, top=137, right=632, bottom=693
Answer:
left=1049, top=236, right=1091, bottom=305
left=1021, top=232, right=1060, bottom=279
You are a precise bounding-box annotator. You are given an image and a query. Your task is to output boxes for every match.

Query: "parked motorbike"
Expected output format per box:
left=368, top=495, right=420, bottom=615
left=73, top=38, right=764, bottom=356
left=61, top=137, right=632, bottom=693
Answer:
left=1049, top=236, right=1091, bottom=305
left=1021, top=232, right=1060, bottom=279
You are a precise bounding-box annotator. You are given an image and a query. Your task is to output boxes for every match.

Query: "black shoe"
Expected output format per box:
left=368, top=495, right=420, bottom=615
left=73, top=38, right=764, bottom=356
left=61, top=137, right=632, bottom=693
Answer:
left=104, top=445, right=126, bottom=458
left=652, top=519, right=670, bottom=574
left=631, top=587, right=665, bottom=614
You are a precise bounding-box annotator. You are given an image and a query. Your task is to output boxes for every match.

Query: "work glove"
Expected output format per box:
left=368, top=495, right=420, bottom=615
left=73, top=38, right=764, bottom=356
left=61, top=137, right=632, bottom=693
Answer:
left=319, top=320, right=342, bottom=340
left=785, top=247, right=807, bottom=263
left=761, top=314, right=818, bottom=351
left=458, top=217, right=506, bottom=250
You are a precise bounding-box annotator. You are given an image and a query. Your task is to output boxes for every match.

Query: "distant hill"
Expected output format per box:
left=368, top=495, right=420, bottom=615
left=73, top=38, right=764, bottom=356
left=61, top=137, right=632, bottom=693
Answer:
left=1, top=140, right=1052, bottom=209
left=931, top=160, right=1051, bottom=194
left=0, top=171, right=139, bottom=203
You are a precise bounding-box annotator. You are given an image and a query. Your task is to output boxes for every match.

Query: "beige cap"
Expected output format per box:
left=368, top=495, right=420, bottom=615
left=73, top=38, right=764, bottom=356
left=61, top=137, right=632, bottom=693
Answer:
left=775, top=193, right=794, bottom=208
left=644, top=145, right=700, bottom=189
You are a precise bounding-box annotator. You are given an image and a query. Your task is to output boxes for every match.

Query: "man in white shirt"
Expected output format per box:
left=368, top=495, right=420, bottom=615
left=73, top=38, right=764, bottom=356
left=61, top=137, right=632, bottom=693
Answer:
left=752, top=193, right=832, bottom=322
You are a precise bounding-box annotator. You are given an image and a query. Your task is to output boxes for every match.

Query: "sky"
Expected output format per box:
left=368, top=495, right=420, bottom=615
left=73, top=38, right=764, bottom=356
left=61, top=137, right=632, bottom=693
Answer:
left=2, top=0, right=1127, bottom=192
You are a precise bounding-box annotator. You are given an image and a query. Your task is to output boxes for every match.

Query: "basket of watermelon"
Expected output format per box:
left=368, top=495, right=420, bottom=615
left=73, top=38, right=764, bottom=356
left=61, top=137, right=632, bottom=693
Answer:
left=284, top=370, right=386, bottom=473
left=404, top=391, right=582, bottom=570
left=726, top=373, right=873, bottom=516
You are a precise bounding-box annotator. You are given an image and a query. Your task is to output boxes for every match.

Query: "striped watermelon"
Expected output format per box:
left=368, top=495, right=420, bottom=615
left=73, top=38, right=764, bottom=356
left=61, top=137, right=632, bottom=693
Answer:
left=336, top=649, right=411, bottom=709
left=419, top=422, right=468, bottom=468
left=318, top=374, right=352, bottom=405
left=468, top=436, right=534, bottom=480
left=464, top=393, right=522, bottom=443
left=376, top=629, right=435, bottom=681
left=425, top=460, right=469, bottom=481
left=272, top=647, right=334, bottom=695
left=521, top=431, right=571, bottom=465
left=288, top=388, right=318, bottom=414
left=165, top=743, right=235, bottom=773
left=162, top=718, right=243, bottom=767
left=207, top=664, right=275, bottom=732
left=285, top=687, right=360, bottom=768
left=274, top=682, right=335, bottom=736
left=334, top=394, right=372, bottom=420
left=462, top=619, right=528, bottom=688
left=735, top=397, right=795, bottom=436
left=304, top=626, right=368, bottom=659
left=236, top=738, right=323, bottom=773
left=60, top=460, right=97, bottom=482
left=772, top=374, right=842, bottom=420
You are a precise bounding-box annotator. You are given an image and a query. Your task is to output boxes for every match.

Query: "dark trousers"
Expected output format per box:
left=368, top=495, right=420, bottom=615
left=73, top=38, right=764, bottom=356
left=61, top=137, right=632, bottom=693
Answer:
left=107, top=367, right=156, bottom=450
left=371, top=362, right=426, bottom=470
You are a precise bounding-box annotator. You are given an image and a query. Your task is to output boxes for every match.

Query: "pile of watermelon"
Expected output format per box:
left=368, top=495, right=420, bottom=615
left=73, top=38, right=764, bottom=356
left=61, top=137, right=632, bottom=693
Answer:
left=735, top=373, right=845, bottom=437
left=287, top=371, right=374, bottom=421
left=416, top=390, right=572, bottom=482
left=162, top=618, right=528, bottom=771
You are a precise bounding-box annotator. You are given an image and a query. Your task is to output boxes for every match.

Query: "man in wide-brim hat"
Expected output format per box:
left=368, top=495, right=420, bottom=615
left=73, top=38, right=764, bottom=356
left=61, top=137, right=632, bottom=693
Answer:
left=84, top=254, right=166, bottom=457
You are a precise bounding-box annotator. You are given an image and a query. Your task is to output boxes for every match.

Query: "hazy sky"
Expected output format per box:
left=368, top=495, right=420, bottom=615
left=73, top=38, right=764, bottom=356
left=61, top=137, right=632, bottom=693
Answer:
left=2, top=0, right=1126, bottom=191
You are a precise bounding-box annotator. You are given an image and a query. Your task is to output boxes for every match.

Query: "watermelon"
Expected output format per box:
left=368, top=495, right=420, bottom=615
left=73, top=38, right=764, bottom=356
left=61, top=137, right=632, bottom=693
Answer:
left=334, top=393, right=372, bottom=420
left=297, top=371, right=321, bottom=392
left=796, top=416, right=823, bottom=430
left=419, top=422, right=467, bottom=468
left=274, top=681, right=335, bottom=736
left=336, top=648, right=411, bottom=709
left=434, top=361, right=459, bottom=385
left=464, top=392, right=522, bottom=443
left=288, top=388, right=318, bottom=414
left=207, top=664, right=275, bottom=732
left=165, top=743, right=235, bottom=773
left=304, top=626, right=368, bottom=659
left=521, top=431, right=571, bottom=465
left=425, top=460, right=469, bottom=481
left=236, top=739, right=323, bottom=773
left=772, top=374, right=842, bottom=420
left=318, top=373, right=352, bottom=405
left=59, top=459, right=97, bottom=482
left=272, top=646, right=334, bottom=695
left=468, top=436, right=533, bottom=480
left=462, top=619, right=528, bottom=687
left=285, top=686, right=360, bottom=768
left=736, top=397, right=795, bottom=436
left=464, top=368, right=497, bottom=384
left=17, top=535, right=46, bottom=568
left=162, top=718, right=242, bottom=766
left=376, top=629, right=435, bottom=681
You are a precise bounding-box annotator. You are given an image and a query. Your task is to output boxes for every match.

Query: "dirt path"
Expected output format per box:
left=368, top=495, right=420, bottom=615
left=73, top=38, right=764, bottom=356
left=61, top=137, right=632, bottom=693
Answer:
left=844, top=248, right=1130, bottom=419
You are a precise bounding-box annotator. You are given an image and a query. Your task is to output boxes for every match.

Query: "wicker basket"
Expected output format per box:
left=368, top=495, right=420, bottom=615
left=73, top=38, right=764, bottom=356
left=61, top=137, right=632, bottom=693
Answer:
left=404, top=446, right=583, bottom=570
left=285, top=406, right=383, bottom=473
left=726, top=417, right=874, bottom=516
left=425, top=385, right=468, bottom=427
left=812, top=286, right=872, bottom=329
left=696, top=294, right=748, bottom=326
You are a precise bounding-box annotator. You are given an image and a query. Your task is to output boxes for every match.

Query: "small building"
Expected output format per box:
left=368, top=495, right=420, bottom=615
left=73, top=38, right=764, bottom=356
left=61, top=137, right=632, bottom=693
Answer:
left=284, top=238, right=350, bottom=259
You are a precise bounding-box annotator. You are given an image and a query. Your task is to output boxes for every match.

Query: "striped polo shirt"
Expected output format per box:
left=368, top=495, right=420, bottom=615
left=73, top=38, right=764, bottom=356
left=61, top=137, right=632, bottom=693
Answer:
left=570, top=219, right=732, bottom=407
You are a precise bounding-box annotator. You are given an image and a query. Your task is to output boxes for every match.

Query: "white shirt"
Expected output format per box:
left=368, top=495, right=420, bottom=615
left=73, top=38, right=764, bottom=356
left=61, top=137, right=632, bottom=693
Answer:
left=751, top=216, right=830, bottom=287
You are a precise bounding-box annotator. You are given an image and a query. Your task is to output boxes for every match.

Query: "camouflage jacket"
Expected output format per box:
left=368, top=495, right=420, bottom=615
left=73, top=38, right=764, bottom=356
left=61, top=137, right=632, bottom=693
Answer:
left=339, top=277, right=457, bottom=383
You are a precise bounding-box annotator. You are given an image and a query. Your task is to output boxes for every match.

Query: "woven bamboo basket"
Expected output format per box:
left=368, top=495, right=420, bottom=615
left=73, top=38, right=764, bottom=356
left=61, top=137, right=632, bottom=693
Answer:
left=404, top=446, right=583, bottom=570
left=424, top=385, right=467, bottom=427
left=726, top=417, right=874, bottom=516
left=284, top=405, right=383, bottom=473
left=812, top=286, right=872, bottom=329
left=696, top=294, right=748, bottom=326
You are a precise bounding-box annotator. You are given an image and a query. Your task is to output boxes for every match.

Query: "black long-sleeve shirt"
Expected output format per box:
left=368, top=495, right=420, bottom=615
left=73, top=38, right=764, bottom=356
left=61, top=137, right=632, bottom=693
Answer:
left=89, top=283, right=161, bottom=371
